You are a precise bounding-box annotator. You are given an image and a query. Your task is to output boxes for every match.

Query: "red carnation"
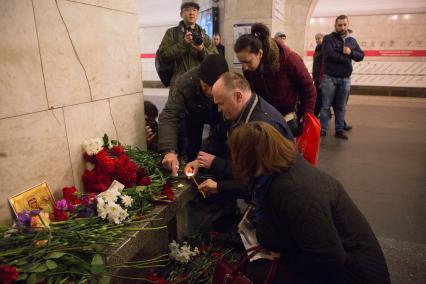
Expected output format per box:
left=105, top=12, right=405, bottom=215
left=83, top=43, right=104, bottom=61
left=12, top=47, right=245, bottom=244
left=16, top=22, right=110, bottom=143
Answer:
left=146, top=272, right=168, bottom=284
left=162, top=187, right=174, bottom=201
left=95, top=149, right=115, bottom=175
left=110, top=145, right=125, bottom=157
left=163, top=181, right=173, bottom=191
left=113, top=155, right=138, bottom=187
left=53, top=208, right=69, bottom=221
left=0, top=265, right=19, bottom=284
left=139, top=176, right=152, bottom=186
left=62, top=186, right=77, bottom=202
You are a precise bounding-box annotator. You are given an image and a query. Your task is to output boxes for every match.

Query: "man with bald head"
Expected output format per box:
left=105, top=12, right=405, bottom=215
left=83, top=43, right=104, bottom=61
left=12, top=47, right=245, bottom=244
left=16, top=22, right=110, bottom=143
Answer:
left=184, top=72, right=292, bottom=232
left=185, top=72, right=292, bottom=194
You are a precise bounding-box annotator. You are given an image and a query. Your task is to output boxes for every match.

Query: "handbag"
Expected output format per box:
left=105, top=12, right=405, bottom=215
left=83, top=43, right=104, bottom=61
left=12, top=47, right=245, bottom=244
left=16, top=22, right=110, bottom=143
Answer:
left=296, top=113, right=321, bottom=165
left=213, top=246, right=278, bottom=284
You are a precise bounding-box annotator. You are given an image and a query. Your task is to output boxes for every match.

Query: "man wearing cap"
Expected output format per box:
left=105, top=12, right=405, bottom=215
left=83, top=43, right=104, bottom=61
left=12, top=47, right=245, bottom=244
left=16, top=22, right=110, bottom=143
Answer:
left=157, top=0, right=218, bottom=94
left=159, top=54, right=229, bottom=176
left=274, top=32, right=286, bottom=43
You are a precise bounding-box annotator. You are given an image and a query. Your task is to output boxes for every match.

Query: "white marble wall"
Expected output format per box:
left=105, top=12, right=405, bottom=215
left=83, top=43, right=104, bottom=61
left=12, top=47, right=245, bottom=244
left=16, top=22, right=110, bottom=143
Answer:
left=0, top=0, right=145, bottom=225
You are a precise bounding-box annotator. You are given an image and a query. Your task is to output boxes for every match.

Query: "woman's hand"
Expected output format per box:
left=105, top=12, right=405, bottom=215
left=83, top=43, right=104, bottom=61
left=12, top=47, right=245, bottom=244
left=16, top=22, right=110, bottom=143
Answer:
left=197, top=151, right=215, bottom=169
left=198, top=179, right=218, bottom=196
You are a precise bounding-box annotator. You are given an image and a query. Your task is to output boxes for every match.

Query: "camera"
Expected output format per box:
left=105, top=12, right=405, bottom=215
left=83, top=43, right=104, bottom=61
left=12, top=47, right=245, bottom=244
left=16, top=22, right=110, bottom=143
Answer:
left=185, top=28, right=203, bottom=46
left=146, top=117, right=158, bottom=134
left=191, top=32, right=204, bottom=46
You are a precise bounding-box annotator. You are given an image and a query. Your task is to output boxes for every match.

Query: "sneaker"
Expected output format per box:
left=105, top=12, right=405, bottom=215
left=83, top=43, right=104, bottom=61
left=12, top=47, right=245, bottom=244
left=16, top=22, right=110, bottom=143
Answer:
left=320, top=130, right=326, bottom=137
left=335, top=131, right=348, bottom=140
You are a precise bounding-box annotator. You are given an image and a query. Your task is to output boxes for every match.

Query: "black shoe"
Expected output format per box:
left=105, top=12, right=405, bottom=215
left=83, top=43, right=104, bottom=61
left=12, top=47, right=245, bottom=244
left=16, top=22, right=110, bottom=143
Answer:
left=335, top=131, right=348, bottom=140
left=343, top=124, right=353, bottom=131
left=320, top=130, right=326, bottom=137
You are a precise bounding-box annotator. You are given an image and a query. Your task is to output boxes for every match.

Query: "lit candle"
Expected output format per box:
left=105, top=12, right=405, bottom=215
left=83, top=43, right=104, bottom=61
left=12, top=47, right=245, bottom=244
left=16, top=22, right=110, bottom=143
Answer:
left=186, top=172, right=205, bottom=198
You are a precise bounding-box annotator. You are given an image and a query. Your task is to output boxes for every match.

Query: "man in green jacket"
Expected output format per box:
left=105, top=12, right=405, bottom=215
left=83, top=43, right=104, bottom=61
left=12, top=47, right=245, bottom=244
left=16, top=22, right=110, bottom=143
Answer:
left=158, top=1, right=218, bottom=94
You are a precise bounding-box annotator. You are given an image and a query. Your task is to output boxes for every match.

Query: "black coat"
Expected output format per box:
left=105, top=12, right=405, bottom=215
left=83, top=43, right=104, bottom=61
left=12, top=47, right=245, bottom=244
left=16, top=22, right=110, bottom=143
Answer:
left=202, top=93, right=293, bottom=193
left=252, top=156, right=390, bottom=284
left=158, top=66, right=220, bottom=153
left=322, top=32, right=364, bottom=78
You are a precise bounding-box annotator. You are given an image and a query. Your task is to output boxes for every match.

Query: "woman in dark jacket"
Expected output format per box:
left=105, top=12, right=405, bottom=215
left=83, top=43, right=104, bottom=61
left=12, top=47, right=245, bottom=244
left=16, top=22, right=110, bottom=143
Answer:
left=227, top=121, right=390, bottom=284
left=234, top=23, right=316, bottom=136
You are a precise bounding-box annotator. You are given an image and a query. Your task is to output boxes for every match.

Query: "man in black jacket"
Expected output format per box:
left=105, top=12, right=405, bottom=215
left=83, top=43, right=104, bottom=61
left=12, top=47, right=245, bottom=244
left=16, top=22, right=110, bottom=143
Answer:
left=320, top=15, right=364, bottom=140
left=159, top=54, right=229, bottom=176
left=185, top=72, right=293, bottom=197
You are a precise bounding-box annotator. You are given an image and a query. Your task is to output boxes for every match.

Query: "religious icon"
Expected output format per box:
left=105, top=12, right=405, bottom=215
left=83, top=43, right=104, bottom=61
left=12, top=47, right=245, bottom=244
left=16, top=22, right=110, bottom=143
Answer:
left=9, top=182, right=55, bottom=217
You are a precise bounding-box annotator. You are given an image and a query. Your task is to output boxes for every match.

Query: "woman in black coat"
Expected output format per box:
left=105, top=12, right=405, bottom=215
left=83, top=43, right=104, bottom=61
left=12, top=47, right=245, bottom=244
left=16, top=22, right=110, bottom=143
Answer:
left=226, top=121, right=390, bottom=284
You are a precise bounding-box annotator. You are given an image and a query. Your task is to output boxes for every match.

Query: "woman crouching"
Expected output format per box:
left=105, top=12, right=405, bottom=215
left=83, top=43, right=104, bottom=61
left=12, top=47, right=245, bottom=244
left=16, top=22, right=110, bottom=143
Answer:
left=227, top=121, right=390, bottom=283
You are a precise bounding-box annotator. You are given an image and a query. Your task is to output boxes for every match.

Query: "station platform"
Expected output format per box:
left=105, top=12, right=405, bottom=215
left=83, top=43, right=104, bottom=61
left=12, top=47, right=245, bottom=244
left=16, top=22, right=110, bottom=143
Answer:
left=144, top=88, right=426, bottom=283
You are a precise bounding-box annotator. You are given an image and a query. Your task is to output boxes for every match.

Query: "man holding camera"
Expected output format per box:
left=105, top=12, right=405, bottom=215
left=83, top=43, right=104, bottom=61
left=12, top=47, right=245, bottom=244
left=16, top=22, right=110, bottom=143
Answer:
left=157, top=0, right=218, bottom=94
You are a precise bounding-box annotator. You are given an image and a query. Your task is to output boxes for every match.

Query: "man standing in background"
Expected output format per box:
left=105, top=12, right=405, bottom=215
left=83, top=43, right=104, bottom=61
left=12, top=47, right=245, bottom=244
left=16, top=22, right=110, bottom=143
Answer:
left=213, top=33, right=225, bottom=57
left=157, top=1, right=217, bottom=94
left=320, top=15, right=364, bottom=140
left=313, top=33, right=324, bottom=117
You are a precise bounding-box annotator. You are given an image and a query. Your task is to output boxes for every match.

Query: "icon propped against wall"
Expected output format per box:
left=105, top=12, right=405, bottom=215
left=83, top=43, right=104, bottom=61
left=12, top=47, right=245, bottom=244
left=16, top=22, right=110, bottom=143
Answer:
left=9, top=182, right=55, bottom=218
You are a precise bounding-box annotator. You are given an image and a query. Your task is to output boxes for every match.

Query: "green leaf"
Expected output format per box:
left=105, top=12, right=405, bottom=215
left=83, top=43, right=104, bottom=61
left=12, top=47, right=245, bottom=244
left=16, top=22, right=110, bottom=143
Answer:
left=103, top=134, right=109, bottom=148
left=27, top=273, right=37, bottom=284
left=91, top=253, right=105, bottom=275
left=44, top=252, right=65, bottom=259
left=17, top=272, right=28, bottom=280
left=16, top=258, right=28, bottom=266
left=99, top=275, right=111, bottom=284
left=90, top=264, right=105, bottom=276
left=29, top=263, right=47, bottom=273
left=46, top=259, right=58, bottom=270
left=91, top=254, right=104, bottom=265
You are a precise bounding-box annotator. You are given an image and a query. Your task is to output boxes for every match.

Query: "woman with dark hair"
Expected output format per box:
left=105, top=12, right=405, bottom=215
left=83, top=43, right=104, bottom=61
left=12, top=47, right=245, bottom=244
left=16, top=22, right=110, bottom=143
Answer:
left=225, top=121, right=390, bottom=284
left=234, top=23, right=317, bottom=136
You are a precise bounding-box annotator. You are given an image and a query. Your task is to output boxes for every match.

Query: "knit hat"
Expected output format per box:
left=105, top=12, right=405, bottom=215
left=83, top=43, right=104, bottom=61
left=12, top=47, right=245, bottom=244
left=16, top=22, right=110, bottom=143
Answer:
left=181, top=1, right=200, bottom=11
left=199, top=54, right=229, bottom=86
left=274, top=32, right=286, bottom=39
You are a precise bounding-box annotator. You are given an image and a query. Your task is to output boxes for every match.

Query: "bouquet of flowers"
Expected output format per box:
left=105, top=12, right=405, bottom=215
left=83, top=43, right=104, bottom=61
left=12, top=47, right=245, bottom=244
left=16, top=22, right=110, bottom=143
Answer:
left=147, top=232, right=241, bottom=284
left=0, top=134, right=180, bottom=283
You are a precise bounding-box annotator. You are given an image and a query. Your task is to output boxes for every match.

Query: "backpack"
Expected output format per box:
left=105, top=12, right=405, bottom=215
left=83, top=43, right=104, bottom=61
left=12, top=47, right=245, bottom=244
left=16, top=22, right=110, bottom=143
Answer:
left=155, top=27, right=179, bottom=87
left=155, top=49, right=174, bottom=87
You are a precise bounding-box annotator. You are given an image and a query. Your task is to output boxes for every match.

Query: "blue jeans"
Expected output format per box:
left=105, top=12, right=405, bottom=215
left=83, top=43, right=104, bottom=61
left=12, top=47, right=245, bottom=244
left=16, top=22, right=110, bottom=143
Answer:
left=320, top=75, right=351, bottom=133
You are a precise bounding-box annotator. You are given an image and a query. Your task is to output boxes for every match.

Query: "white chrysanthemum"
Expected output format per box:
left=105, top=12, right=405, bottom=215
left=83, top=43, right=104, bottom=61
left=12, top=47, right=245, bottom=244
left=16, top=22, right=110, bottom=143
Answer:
left=168, top=241, right=199, bottom=263
left=98, top=188, right=120, bottom=204
left=82, top=138, right=104, bottom=156
left=121, top=195, right=133, bottom=208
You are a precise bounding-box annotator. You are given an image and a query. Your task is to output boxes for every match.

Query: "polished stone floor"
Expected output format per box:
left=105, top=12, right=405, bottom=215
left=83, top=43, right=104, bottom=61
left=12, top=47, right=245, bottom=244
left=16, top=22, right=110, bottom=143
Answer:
left=144, top=89, right=426, bottom=283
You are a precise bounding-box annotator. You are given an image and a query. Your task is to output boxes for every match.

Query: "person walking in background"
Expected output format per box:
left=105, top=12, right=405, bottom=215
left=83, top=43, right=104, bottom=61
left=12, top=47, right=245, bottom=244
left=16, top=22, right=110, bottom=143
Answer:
left=157, top=0, right=217, bottom=94
left=234, top=23, right=316, bottom=137
left=313, top=33, right=324, bottom=117
left=213, top=32, right=225, bottom=57
left=320, top=15, right=364, bottom=139
left=225, top=121, right=390, bottom=284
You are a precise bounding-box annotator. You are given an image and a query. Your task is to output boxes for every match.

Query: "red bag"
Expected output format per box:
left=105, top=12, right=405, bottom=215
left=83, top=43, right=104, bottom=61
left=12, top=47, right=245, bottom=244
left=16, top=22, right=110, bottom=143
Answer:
left=296, top=113, right=321, bottom=165
left=213, top=246, right=277, bottom=284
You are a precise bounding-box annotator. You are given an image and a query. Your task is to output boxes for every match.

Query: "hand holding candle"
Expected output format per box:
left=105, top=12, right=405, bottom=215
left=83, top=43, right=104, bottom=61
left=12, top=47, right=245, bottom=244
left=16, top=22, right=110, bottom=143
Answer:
left=186, top=171, right=206, bottom=198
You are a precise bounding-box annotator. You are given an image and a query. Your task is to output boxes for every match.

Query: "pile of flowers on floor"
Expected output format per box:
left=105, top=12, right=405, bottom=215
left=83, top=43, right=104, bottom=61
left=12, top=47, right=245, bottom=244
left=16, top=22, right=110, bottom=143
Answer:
left=0, top=134, right=179, bottom=284
left=146, top=232, right=242, bottom=284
